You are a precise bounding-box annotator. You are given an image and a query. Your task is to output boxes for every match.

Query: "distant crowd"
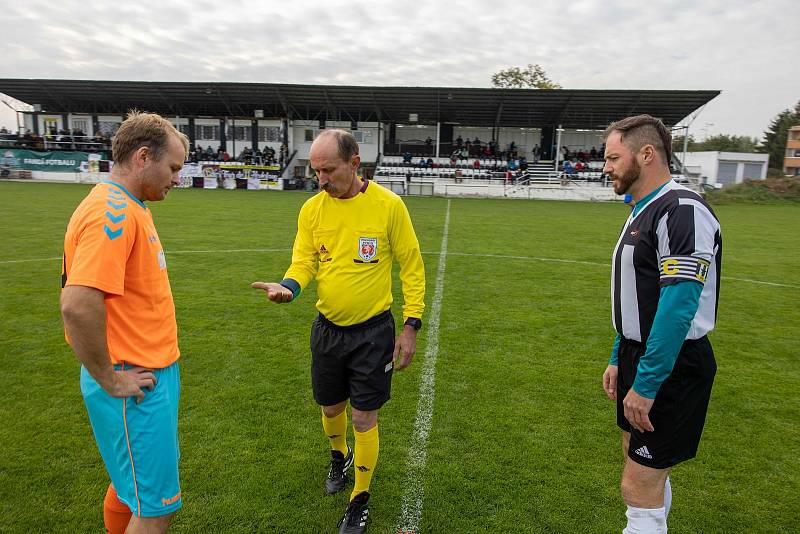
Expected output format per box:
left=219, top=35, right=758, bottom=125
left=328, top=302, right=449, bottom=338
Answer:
left=0, top=127, right=112, bottom=152
left=187, top=143, right=289, bottom=166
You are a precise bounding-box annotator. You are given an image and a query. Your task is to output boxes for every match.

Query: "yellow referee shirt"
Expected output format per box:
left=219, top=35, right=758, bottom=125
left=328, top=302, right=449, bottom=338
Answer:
left=284, top=180, right=425, bottom=326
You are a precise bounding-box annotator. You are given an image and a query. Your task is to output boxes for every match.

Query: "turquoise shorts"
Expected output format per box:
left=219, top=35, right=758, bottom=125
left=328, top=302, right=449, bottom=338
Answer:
left=80, top=361, right=181, bottom=517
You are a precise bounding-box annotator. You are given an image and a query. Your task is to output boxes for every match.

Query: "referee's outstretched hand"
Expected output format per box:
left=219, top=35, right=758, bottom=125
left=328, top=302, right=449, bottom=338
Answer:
left=623, top=389, right=655, bottom=432
left=251, top=282, right=293, bottom=303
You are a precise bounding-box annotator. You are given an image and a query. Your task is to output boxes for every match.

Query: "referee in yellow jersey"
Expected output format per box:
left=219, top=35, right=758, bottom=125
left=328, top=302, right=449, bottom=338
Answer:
left=252, top=129, right=425, bottom=534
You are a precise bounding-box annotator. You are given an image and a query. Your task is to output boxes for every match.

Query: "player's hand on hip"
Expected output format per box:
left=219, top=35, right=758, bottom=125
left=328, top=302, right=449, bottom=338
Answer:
left=623, top=388, right=655, bottom=432
left=251, top=282, right=293, bottom=303
left=602, top=364, right=618, bottom=400
left=393, top=326, right=417, bottom=371
left=107, top=367, right=157, bottom=404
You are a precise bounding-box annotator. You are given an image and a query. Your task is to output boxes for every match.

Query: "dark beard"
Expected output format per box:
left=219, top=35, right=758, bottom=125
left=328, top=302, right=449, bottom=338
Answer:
left=611, top=160, right=641, bottom=195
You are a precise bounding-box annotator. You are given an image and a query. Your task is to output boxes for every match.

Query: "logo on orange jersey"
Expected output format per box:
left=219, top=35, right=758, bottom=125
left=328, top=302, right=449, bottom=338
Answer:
left=162, top=491, right=181, bottom=507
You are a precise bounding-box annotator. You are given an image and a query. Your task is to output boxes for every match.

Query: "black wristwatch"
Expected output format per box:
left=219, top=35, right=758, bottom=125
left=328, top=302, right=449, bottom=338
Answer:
left=404, top=317, right=422, bottom=331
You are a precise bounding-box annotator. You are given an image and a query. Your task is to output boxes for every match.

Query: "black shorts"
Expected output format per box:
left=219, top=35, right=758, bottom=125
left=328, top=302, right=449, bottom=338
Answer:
left=617, top=336, right=717, bottom=469
left=310, top=310, right=395, bottom=411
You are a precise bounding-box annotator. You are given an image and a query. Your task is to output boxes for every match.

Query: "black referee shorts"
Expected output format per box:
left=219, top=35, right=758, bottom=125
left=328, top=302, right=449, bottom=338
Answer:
left=617, top=336, right=717, bottom=469
left=310, top=310, right=395, bottom=412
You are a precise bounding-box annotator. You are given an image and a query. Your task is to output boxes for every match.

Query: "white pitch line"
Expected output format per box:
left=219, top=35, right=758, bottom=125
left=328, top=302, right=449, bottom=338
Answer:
left=2, top=248, right=798, bottom=290
left=0, top=256, right=62, bottom=264
left=422, top=252, right=800, bottom=290
left=396, top=199, right=451, bottom=534
left=166, top=248, right=292, bottom=255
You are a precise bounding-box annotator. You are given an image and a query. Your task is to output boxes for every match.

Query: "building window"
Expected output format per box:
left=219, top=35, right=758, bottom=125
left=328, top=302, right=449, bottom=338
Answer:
left=230, top=125, right=251, bottom=141
left=72, top=119, right=88, bottom=134
left=353, top=130, right=373, bottom=144
left=196, top=125, right=219, bottom=141
left=259, top=126, right=281, bottom=142
left=177, top=124, right=191, bottom=136
left=794, top=148, right=800, bottom=157
left=98, top=121, right=121, bottom=137
left=304, top=129, right=316, bottom=142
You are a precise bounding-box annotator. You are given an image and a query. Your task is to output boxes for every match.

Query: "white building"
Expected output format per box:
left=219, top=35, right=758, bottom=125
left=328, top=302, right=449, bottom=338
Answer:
left=681, top=151, right=768, bottom=188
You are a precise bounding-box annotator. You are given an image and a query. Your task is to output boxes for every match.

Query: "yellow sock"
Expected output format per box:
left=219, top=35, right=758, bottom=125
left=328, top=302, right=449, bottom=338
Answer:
left=351, top=425, right=379, bottom=500
left=321, top=409, right=348, bottom=455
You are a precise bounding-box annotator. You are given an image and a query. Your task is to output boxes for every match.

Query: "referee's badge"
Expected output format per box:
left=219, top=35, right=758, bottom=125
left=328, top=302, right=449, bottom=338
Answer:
left=358, top=237, right=378, bottom=261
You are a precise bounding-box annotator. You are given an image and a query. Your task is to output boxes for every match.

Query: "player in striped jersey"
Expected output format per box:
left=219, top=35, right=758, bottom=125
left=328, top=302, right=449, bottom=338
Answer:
left=600, top=115, right=721, bottom=533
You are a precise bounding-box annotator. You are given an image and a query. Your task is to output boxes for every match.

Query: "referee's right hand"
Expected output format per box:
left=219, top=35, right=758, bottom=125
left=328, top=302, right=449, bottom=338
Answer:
left=603, top=364, right=618, bottom=400
left=251, top=281, right=293, bottom=303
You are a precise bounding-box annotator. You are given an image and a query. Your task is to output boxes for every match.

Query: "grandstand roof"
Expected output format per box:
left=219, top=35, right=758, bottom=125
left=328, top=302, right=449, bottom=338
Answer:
left=0, top=79, right=719, bottom=129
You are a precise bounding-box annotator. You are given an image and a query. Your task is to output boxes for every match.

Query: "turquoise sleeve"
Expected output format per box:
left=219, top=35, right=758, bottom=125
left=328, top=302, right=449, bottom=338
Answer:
left=609, top=334, right=621, bottom=366
left=632, top=281, right=704, bottom=399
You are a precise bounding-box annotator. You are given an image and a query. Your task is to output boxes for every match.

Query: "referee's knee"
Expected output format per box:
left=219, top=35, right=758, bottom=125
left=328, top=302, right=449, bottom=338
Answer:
left=351, top=409, right=378, bottom=432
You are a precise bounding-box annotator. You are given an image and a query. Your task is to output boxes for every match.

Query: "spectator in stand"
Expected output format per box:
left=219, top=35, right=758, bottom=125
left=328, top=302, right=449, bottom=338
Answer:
left=459, top=147, right=469, bottom=160
left=455, top=135, right=463, bottom=149
left=519, top=156, right=528, bottom=171
left=473, top=159, right=481, bottom=169
left=577, top=149, right=586, bottom=162
left=532, top=144, right=541, bottom=163
left=402, top=151, right=413, bottom=164
left=425, top=136, right=433, bottom=148
left=507, top=141, right=517, bottom=158
left=418, top=157, right=426, bottom=168
left=206, top=146, right=215, bottom=158
left=563, top=159, right=575, bottom=177
left=562, top=146, right=570, bottom=161
left=575, top=160, right=586, bottom=172
left=426, top=157, right=434, bottom=168
left=279, top=142, right=288, bottom=164
left=507, top=159, right=518, bottom=172
left=449, top=150, right=459, bottom=167
left=482, top=145, right=492, bottom=159
left=590, top=146, right=598, bottom=160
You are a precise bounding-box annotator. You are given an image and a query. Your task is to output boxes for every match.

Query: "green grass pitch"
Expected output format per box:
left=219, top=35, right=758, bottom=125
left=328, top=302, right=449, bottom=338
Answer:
left=0, top=181, right=798, bottom=532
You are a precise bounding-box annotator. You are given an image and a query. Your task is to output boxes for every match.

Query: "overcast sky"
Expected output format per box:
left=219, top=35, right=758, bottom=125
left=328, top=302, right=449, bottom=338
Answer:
left=1, top=0, right=797, bottom=140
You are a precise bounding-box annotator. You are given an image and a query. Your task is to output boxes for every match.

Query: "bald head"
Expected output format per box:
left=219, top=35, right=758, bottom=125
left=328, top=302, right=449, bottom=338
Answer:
left=312, top=129, right=360, bottom=163
left=310, top=129, right=362, bottom=198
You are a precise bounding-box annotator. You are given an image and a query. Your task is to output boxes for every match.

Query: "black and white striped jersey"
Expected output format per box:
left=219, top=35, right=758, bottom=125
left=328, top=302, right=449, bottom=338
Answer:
left=611, top=180, right=722, bottom=343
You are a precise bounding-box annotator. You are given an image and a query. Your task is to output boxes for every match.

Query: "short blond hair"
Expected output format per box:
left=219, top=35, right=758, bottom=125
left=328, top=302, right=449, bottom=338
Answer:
left=112, top=110, right=189, bottom=165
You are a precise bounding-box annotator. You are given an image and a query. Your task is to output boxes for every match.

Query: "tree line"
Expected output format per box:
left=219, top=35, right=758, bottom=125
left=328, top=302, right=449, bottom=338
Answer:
left=491, top=65, right=799, bottom=169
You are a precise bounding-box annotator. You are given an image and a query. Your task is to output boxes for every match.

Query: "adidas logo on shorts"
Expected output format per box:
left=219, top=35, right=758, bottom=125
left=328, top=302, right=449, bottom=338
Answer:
left=633, top=445, right=653, bottom=459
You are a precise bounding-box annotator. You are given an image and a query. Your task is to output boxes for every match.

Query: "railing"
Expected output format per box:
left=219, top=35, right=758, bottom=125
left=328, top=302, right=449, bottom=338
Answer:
left=0, top=136, right=111, bottom=152
left=280, top=149, right=298, bottom=178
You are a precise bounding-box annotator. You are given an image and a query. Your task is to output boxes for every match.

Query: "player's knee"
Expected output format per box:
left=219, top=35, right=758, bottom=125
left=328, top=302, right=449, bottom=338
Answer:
left=127, top=511, right=175, bottom=534
left=321, top=402, right=347, bottom=419
left=351, top=410, right=377, bottom=432
left=621, top=470, right=663, bottom=507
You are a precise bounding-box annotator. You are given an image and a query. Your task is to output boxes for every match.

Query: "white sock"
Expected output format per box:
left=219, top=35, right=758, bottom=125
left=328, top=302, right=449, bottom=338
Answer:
left=623, top=506, right=667, bottom=533
left=664, top=477, right=672, bottom=520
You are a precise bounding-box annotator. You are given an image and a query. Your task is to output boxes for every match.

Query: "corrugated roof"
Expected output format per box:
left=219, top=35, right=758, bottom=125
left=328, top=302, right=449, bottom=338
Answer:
left=0, top=79, right=719, bottom=129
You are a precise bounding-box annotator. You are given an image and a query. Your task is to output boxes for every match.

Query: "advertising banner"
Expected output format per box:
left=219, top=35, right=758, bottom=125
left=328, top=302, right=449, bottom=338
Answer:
left=0, top=149, right=108, bottom=172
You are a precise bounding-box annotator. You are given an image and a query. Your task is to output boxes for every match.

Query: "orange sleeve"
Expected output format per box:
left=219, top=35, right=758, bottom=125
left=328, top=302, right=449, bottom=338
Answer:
left=66, top=204, right=135, bottom=296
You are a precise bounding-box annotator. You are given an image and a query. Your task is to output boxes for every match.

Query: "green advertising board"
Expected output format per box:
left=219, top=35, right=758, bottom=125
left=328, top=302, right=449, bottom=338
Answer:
left=0, top=149, right=109, bottom=172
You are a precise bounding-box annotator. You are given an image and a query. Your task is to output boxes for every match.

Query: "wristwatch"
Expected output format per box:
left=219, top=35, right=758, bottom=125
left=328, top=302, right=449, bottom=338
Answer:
left=404, top=317, right=422, bottom=331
